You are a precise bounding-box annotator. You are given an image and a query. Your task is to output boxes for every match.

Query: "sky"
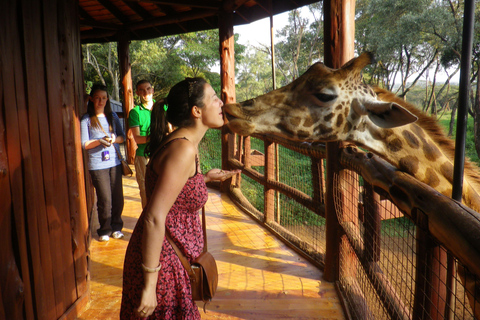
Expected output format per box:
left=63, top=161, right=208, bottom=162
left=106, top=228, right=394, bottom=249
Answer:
left=234, top=11, right=291, bottom=47
left=230, top=8, right=459, bottom=85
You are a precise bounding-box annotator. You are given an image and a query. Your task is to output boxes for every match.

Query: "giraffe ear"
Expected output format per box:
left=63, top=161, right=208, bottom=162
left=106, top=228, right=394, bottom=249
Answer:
left=352, top=99, right=418, bottom=128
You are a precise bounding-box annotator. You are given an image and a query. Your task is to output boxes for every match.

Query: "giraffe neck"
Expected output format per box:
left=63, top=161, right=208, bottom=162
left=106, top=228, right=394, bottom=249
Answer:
left=348, top=122, right=480, bottom=212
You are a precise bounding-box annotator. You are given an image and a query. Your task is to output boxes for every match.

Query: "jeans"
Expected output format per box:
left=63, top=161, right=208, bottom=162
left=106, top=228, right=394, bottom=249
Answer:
left=89, top=165, right=124, bottom=236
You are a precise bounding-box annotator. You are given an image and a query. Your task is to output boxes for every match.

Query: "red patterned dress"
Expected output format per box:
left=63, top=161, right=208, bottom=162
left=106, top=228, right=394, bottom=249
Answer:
left=121, top=138, right=208, bottom=319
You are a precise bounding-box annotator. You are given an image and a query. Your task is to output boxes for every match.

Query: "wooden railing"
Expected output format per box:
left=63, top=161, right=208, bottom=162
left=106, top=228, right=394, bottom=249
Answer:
left=219, top=133, right=480, bottom=319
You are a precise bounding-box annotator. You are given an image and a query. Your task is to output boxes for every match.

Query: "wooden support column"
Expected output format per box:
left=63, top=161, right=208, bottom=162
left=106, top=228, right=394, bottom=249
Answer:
left=219, top=8, right=236, bottom=192
left=323, top=0, right=356, bottom=282
left=117, top=32, right=135, bottom=164
left=264, top=138, right=275, bottom=223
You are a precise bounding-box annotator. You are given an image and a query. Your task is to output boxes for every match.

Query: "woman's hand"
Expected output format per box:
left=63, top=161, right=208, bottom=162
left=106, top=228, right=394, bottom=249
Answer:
left=136, top=284, right=158, bottom=318
left=98, top=137, right=112, bottom=147
left=205, top=169, right=241, bottom=183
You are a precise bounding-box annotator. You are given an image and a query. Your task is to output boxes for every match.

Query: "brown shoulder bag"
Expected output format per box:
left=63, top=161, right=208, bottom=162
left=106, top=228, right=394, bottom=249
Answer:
left=166, top=206, right=218, bottom=311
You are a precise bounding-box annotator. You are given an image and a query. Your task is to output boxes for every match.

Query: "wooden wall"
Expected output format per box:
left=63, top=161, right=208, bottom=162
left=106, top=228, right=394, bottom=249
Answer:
left=0, top=0, right=90, bottom=319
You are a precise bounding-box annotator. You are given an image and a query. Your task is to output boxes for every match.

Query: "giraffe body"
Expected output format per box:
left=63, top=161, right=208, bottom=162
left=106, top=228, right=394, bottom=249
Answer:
left=225, top=52, right=480, bottom=212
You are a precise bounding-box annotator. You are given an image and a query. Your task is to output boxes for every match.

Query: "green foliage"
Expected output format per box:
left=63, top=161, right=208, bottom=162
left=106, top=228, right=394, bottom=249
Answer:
left=198, top=129, right=222, bottom=173
left=83, top=30, right=247, bottom=101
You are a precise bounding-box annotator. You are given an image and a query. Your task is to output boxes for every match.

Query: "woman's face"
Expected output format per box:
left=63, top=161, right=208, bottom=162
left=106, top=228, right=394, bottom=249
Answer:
left=90, top=90, right=108, bottom=114
left=200, top=84, right=224, bottom=128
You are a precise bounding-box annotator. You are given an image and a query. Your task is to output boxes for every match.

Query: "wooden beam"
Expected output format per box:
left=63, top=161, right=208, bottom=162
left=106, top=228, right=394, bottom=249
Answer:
left=124, top=1, right=154, bottom=20
left=129, top=8, right=216, bottom=30
left=131, top=0, right=221, bottom=9
left=323, top=0, right=356, bottom=283
left=117, top=32, right=136, bottom=164
left=97, top=0, right=131, bottom=24
left=219, top=7, right=236, bottom=192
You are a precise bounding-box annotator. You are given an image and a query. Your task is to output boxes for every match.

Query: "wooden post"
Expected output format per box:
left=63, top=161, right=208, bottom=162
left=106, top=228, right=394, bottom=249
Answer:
left=363, top=183, right=381, bottom=262
left=117, top=32, right=135, bottom=164
left=219, top=8, right=236, bottom=192
left=265, top=138, right=275, bottom=223
left=323, top=0, right=356, bottom=282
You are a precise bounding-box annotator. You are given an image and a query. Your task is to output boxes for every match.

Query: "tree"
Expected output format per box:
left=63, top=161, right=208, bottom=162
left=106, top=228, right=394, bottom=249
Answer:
left=275, top=3, right=324, bottom=86
left=83, top=30, right=246, bottom=104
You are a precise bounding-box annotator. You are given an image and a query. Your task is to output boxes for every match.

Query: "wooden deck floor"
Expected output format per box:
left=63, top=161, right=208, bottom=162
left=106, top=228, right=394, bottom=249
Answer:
left=76, top=172, right=345, bottom=320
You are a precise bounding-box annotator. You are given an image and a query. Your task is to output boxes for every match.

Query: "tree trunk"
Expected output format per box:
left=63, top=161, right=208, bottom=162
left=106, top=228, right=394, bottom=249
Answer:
left=448, top=101, right=457, bottom=137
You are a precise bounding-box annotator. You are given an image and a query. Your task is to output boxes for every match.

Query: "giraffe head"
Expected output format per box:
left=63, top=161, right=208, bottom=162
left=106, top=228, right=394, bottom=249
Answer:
left=224, top=52, right=418, bottom=142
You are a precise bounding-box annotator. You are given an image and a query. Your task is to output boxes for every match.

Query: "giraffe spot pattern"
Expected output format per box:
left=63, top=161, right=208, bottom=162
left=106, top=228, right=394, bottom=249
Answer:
left=336, top=114, right=344, bottom=127
left=324, top=113, right=334, bottom=122
left=303, top=116, right=314, bottom=128
left=344, top=121, right=352, bottom=134
left=290, top=117, right=301, bottom=126
left=370, top=128, right=394, bottom=141
left=399, top=155, right=420, bottom=175
left=402, top=130, right=420, bottom=149
left=423, top=168, right=440, bottom=188
left=440, top=161, right=454, bottom=184
left=315, top=123, right=334, bottom=135
left=423, top=142, right=442, bottom=161
left=411, top=124, right=425, bottom=139
left=297, top=130, right=311, bottom=138
left=386, top=138, right=403, bottom=152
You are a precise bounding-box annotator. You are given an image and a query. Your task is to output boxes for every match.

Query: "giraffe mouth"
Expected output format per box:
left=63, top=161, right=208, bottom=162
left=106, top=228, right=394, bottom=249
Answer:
left=224, top=103, right=256, bottom=136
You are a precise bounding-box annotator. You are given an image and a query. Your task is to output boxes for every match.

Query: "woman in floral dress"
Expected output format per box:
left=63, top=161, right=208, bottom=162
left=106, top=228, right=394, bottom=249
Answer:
left=120, top=78, right=240, bottom=319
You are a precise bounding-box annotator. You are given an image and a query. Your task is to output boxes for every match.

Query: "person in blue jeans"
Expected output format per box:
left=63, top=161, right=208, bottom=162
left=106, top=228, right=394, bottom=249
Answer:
left=81, top=84, right=126, bottom=242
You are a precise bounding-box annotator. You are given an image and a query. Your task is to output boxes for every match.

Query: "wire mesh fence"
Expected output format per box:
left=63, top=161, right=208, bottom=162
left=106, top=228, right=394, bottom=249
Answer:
left=198, top=131, right=480, bottom=319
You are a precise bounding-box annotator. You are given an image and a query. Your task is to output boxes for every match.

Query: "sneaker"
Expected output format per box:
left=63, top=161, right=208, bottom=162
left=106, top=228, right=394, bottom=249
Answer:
left=111, top=231, right=124, bottom=239
left=99, top=235, right=110, bottom=242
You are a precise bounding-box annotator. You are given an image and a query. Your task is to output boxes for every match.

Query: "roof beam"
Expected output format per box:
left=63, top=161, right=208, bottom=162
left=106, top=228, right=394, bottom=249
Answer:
left=129, top=8, right=216, bottom=30
left=124, top=2, right=154, bottom=20
left=97, top=0, right=131, bottom=24
left=130, top=0, right=221, bottom=10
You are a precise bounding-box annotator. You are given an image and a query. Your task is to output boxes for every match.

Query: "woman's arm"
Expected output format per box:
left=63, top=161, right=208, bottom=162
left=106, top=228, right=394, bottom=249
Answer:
left=80, top=116, right=106, bottom=150
left=136, top=139, right=197, bottom=317
left=204, top=168, right=241, bottom=183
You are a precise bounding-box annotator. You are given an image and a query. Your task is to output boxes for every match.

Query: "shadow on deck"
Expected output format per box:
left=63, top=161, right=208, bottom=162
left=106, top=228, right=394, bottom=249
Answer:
left=77, top=171, right=345, bottom=320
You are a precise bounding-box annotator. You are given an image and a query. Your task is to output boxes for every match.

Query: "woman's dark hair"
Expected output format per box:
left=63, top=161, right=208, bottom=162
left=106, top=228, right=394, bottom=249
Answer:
left=145, top=77, right=207, bottom=157
left=87, top=84, right=114, bottom=132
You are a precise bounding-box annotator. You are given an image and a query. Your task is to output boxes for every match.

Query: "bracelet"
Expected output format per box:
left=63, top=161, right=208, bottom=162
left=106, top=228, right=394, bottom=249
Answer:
left=141, top=262, right=162, bottom=273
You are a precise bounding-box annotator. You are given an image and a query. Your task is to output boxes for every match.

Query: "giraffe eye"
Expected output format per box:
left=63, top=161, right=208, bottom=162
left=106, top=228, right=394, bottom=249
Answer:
left=314, top=93, right=337, bottom=103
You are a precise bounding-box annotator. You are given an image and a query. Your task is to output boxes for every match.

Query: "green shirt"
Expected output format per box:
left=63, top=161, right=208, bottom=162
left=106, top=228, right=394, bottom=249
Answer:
left=128, top=103, right=152, bottom=157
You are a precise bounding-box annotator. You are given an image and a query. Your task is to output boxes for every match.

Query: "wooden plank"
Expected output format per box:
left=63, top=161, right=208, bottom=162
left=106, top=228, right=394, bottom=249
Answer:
left=1, top=0, right=35, bottom=318
left=54, top=0, right=89, bottom=306
left=219, top=9, right=235, bottom=192
left=45, top=0, right=79, bottom=316
left=78, top=177, right=345, bottom=319
left=0, top=26, right=24, bottom=318
left=21, top=0, right=58, bottom=318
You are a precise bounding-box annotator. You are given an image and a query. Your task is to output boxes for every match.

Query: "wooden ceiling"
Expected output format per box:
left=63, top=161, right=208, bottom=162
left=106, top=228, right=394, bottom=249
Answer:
left=79, top=0, right=321, bottom=43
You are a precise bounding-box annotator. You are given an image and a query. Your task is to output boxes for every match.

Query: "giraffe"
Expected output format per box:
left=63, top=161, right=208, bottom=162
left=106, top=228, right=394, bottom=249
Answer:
left=224, top=52, right=480, bottom=317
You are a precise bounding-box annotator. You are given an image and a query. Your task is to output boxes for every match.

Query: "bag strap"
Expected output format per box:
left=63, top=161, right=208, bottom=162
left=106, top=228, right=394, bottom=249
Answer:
left=113, top=144, right=123, bottom=161
left=201, top=206, right=207, bottom=252
left=165, top=230, right=196, bottom=278
left=165, top=206, right=207, bottom=275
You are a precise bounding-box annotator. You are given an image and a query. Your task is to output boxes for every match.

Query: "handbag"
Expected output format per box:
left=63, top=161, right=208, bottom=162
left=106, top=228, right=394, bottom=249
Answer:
left=166, top=206, right=218, bottom=311
left=113, top=144, right=133, bottom=176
